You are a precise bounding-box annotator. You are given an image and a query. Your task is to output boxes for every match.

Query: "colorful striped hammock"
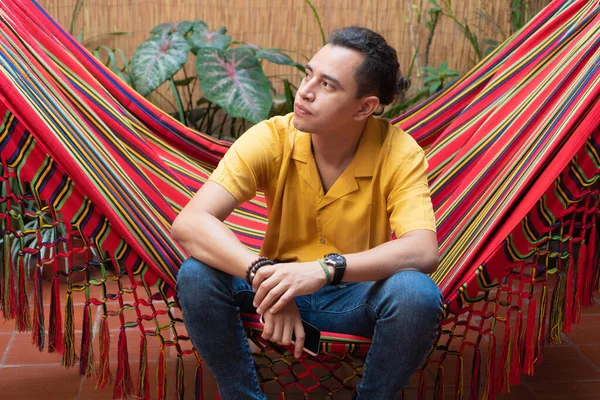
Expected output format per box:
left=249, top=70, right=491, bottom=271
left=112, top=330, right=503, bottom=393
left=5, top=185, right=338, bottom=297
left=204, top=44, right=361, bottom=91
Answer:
left=0, top=0, right=598, bottom=398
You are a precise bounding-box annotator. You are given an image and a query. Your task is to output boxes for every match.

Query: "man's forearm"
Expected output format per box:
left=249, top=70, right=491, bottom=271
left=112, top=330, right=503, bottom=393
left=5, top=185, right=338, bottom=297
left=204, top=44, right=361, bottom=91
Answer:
left=171, top=212, right=258, bottom=279
left=343, top=230, right=439, bottom=282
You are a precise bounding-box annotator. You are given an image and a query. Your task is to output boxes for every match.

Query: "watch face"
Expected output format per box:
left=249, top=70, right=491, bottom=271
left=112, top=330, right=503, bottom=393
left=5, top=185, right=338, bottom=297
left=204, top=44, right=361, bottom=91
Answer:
left=325, top=253, right=346, bottom=267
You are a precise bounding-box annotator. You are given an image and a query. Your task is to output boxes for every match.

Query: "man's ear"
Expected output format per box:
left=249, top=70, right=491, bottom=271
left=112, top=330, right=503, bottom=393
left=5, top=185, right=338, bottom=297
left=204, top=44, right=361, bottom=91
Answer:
left=354, top=95, right=380, bottom=120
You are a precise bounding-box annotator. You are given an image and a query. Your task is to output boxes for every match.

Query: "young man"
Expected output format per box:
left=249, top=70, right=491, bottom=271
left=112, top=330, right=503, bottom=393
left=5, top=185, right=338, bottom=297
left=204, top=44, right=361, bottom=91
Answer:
left=172, top=26, right=443, bottom=400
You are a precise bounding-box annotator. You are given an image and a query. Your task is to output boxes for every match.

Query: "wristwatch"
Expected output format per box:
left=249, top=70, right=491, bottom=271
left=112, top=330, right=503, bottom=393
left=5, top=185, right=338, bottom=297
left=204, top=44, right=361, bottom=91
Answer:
left=323, top=253, right=346, bottom=285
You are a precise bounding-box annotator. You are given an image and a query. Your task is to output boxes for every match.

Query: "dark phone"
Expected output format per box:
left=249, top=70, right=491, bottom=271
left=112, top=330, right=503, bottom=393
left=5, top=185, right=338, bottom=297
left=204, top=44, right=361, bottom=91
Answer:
left=292, top=319, right=321, bottom=356
left=260, top=316, right=321, bottom=356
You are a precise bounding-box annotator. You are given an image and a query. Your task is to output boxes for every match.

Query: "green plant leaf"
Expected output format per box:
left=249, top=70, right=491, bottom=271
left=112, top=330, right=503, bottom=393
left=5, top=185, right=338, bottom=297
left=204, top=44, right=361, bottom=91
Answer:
left=423, top=76, right=441, bottom=84
left=304, top=0, right=326, bottom=45
left=173, top=76, right=196, bottom=86
left=169, top=79, right=186, bottom=124
left=188, top=21, right=231, bottom=53
left=428, top=83, right=441, bottom=93
left=484, top=46, right=496, bottom=56
left=483, top=39, right=499, bottom=46
left=196, top=47, right=273, bottom=123
left=132, top=33, right=190, bottom=96
left=256, top=48, right=296, bottom=66
left=237, top=43, right=261, bottom=54
left=283, top=79, right=295, bottom=114
left=151, top=21, right=194, bottom=37
left=292, top=62, right=306, bottom=73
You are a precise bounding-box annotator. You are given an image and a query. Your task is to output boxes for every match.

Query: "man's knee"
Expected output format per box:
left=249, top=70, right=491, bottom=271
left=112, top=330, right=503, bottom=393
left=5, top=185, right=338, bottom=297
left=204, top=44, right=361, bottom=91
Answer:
left=176, top=257, right=225, bottom=305
left=378, top=270, right=443, bottom=321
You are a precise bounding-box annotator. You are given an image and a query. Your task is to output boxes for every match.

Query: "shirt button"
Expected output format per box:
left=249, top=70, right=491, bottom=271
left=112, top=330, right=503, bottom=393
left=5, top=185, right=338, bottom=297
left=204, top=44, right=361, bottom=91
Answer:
left=320, top=238, right=326, bottom=244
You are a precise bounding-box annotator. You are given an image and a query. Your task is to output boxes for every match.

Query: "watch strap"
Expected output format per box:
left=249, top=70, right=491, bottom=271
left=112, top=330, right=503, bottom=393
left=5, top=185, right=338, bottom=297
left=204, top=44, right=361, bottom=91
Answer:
left=324, top=254, right=346, bottom=285
left=330, top=264, right=345, bottom=285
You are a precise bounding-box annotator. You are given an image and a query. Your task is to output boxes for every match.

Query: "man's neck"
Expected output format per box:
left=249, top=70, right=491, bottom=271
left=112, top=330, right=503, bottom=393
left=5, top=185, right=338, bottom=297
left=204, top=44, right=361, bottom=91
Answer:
left=311, top=120, right=367, bottom=169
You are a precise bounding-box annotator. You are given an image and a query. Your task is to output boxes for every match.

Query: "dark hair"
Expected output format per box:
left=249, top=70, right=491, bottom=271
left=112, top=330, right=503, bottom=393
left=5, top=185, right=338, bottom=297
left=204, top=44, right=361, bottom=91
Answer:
left=327, top=26, right=410, bottom=108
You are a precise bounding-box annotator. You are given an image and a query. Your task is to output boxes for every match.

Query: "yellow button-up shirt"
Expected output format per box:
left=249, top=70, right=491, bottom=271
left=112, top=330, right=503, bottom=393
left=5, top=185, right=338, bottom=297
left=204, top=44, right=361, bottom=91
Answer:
left=209, top=113, right=436, bottom=263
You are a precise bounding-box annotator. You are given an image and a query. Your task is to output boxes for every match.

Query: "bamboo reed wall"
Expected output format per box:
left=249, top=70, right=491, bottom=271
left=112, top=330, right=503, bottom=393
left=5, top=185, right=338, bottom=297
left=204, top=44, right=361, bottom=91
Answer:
left=37, top=0, right=553, bottom=114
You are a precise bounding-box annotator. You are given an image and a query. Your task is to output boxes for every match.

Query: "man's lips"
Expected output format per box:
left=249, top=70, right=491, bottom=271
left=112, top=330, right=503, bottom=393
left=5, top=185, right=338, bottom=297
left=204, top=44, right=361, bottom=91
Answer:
left=295, top=103, right=312, bottom=116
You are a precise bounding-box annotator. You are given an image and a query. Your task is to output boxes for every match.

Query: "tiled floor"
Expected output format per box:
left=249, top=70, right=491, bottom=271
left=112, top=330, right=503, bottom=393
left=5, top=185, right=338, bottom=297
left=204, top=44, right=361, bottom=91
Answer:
left=2, top=279, right=600, bottom=400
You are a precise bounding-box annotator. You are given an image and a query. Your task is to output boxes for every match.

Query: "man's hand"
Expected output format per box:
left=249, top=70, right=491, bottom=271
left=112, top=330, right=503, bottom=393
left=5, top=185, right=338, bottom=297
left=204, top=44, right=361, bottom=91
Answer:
left=252, top=261, right=329, bottom=314
left=261, top=301, right=305, bottom=358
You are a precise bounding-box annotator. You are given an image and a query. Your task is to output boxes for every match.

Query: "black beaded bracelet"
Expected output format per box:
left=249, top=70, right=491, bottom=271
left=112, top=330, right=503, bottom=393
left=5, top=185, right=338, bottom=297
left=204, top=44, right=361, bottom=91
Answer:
left=248, top=259, right=275, bottom=285
left=245, top=257, right=267, bottom=283
left=245, top=257, right=274, bottom=285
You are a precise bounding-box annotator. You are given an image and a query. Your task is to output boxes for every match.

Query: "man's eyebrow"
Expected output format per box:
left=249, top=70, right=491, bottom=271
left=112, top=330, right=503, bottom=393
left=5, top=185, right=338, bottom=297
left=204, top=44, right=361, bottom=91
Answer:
left=305, top=64, right=344, bottom=89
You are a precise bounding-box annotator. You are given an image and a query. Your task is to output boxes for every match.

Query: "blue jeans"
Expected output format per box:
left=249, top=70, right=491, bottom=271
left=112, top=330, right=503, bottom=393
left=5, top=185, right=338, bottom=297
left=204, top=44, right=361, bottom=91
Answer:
left=176, top=257, right=443, bottom=400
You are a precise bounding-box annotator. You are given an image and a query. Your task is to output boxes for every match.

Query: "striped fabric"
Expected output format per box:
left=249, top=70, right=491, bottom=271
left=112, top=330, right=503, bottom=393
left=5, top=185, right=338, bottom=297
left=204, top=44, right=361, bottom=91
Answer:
left=0, top=0, right=598, bottom=398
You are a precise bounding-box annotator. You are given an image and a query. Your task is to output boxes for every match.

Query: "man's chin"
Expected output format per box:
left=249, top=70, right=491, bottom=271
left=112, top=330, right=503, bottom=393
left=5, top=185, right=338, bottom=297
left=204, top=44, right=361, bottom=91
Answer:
left=292, top=116, right=309, bottom=132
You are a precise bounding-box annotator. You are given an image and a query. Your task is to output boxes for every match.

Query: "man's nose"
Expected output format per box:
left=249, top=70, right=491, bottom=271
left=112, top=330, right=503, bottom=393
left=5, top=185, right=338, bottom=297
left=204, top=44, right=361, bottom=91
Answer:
left=297, top=82, right=315, bottom=102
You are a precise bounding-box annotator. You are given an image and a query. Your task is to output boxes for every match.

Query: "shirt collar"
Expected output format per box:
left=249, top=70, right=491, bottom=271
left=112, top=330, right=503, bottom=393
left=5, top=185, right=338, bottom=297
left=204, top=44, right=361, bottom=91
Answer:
left=291, top=115, right=382, bottom=177
left=352, top=116, right=381, bottom=177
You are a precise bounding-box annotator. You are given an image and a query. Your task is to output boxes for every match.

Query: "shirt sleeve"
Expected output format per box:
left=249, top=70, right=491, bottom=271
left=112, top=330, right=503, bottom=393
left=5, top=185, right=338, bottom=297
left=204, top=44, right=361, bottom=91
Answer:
left=387, top=149, right=437, bottom=238
left=208, top=120, right=280, bottom=204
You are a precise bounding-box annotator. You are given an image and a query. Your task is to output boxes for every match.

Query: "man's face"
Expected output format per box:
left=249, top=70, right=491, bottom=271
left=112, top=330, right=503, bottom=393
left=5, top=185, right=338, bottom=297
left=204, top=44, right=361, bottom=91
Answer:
left=293, top=44, right=366, bottom=134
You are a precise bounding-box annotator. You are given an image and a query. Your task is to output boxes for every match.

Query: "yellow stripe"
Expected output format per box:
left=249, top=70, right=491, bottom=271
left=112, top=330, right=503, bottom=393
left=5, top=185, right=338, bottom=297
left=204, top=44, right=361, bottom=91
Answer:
left=72, top=199, right=92, bottom=227
left=52, top=177, right=72, bottom=210
left=7, top=133, right=34, bottom=168
left=34, top=158, right=54, bottom=192
left=0, top=113, right=15, bottom=143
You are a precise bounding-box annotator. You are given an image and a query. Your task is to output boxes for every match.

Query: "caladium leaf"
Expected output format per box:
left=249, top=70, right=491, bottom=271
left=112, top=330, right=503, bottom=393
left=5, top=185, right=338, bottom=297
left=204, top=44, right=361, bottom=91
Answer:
left=132, top=33, right=190, bottom=96
left=241, top=45, right=304, bottom=71
left=256, top=48, right=295, bottom=65
left=151, top=21, right=194, bottom=37
left=196, top=47, right=273, bottom=123
left=188, top=21, right=231, bottom=53
left=236, top=42, right=261, bottom=53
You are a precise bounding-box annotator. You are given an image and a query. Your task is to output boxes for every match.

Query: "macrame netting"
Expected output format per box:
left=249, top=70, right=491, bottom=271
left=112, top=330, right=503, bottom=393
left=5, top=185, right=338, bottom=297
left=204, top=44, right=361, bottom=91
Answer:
left=0, top=0, right=598, bottom=399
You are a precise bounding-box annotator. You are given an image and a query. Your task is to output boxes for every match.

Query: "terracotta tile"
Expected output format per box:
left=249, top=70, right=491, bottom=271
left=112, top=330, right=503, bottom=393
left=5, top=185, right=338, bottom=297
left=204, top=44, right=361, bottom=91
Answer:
left=495, top=384, right=538, bottom=400
left=407, top=383, right=536, bottom=400
left=522, top=346, right=600, bottom=383
left=0, top=316, right=19, bottom=333
left=563, top=315, right=600, bottom=345
left=0, top=332, right=14, bottom=363
left=400, top=386, right=434, bottom=399
left=528, top=381, right=600, bottom=399
left=77, top=377, right=115, bottom=400
left=79, top=366, right=205, bottom=400
left=0, top=364, right=81, bottom=399
left=4, top=332, right=65, bottom=365
left=577, top=345, right=600, bottom=369
left=581, top=299, right=600, bottom=315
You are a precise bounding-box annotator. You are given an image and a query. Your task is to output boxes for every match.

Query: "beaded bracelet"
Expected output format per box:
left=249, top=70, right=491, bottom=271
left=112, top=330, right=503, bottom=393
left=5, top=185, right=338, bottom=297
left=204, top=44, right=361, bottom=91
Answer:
left=245, top=257, right=267, bottom=283
left=245, top=257, right=275, bottom=285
